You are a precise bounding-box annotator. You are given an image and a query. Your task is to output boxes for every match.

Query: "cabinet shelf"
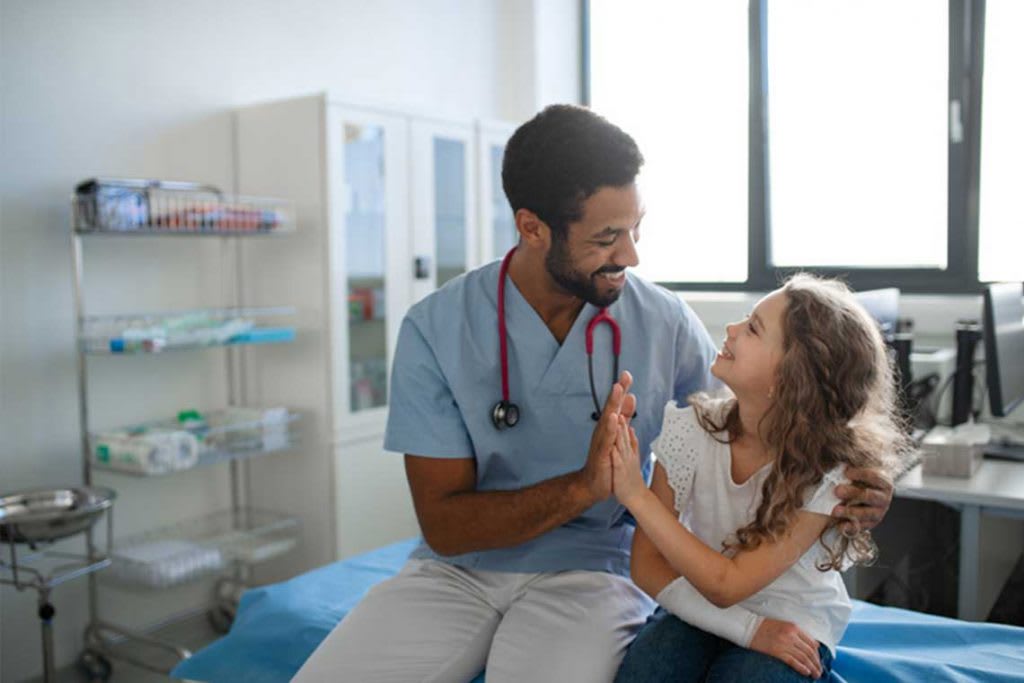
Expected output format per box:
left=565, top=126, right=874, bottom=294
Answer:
left=104, top=509, right=299, bottom=590
left=79, top=306, right=296, bottom=354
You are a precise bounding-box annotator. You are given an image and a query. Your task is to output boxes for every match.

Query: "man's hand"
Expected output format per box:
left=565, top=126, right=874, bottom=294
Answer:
left=749, top=618, right=822, bottom=679
left=833, top=466, right=894, bottom=533
left=580, top=371, right=636, bottom=504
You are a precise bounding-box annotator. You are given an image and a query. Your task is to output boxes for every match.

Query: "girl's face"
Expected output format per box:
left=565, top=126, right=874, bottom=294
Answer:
left=712, top=288, right=788, bottom=404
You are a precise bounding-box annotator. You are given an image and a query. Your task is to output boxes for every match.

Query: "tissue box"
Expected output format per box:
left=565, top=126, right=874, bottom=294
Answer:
left=920, top=423, right=990, bottom=478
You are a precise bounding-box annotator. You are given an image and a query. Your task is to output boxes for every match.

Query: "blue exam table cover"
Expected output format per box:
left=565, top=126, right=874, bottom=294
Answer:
left=172, top=538, right=1024, bottom=683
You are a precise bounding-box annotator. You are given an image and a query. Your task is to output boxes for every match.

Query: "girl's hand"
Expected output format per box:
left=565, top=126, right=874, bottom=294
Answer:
left=610, top=414, right=646, bottom=508
left=749, top=618, right=823, bottom=679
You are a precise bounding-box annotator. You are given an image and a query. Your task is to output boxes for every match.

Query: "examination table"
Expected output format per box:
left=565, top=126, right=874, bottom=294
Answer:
left=172, top=538, right=1024, bottom=682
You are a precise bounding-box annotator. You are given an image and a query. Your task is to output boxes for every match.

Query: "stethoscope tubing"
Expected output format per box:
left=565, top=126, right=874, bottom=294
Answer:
left=497, top=248, right=514, bottom=405
left=495, top=247, right=622, bottom=426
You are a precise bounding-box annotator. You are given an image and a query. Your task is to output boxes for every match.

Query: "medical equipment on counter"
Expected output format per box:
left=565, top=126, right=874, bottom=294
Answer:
left=492, top=247, right=626, bottom=429
left=952, top=320, right=983, bottom=426
left=984, top=283, right=1024, bottom=418
left=0, top=486, right=115, bottom=683
left=920, top=422, right=991, bottom=477
left=931, top=284, right=1024, bottom=463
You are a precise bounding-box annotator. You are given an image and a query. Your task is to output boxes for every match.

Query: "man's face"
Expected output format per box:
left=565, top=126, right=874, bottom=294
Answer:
left=545, top=183, right=644, bottom=308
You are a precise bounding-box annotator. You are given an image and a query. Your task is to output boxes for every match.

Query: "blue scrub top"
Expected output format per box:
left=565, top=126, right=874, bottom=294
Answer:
left=384, top=259, right=719, bottom=576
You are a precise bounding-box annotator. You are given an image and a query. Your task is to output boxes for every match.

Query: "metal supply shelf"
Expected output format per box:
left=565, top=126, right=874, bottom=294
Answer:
left=69, top=178, right=301, bottom=681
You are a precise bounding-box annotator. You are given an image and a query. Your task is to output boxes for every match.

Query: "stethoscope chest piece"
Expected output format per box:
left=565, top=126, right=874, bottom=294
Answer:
left=492, top=400, right=520, bottom=430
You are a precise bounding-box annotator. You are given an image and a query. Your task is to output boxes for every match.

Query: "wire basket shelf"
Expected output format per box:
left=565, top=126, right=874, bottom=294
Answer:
left=104, top=508, right=299, bottom=590
left=73, top=178, right=295, bottom=236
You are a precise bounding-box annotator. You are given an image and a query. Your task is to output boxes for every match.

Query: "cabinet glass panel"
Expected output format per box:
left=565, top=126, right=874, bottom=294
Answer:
left=434, top=137, right=467, bottom=287
left=490, top=143, right=517, bottom=257
left=344, top=123, right=388, bottom=412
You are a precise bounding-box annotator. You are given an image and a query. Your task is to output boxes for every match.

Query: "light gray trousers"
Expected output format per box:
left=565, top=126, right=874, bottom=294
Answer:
left=291, top=558, right=653, bottom=683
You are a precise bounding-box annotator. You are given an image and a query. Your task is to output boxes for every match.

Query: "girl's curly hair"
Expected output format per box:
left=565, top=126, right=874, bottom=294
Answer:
left=691, top=274, right=915, bottom=570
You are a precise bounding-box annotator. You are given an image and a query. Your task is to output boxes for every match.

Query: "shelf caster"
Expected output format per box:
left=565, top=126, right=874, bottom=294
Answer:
left=77, top=649, right=112, bottom=682
left=207, top=603, right=236, bottom=634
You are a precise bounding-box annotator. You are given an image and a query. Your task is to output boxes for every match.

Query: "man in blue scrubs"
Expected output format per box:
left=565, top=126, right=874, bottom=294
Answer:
left=293, top=105, right=893, bottom=683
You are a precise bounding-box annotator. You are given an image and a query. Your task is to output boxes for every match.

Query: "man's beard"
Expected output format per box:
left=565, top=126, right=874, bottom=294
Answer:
left=545, top=235, right=625, bottom=308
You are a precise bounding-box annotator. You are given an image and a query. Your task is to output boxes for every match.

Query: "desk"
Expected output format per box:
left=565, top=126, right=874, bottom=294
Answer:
left=897, top=459, right=1024, bottom=620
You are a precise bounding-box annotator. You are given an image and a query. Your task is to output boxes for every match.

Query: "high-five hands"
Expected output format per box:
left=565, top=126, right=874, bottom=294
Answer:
left=609, top=403, right=646, bottom=509
left=580, top=371, right=637, bottom=503
left=598, top=376, right=643, bottom=509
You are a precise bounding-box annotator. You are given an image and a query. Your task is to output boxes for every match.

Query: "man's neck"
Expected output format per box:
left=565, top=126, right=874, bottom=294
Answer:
left=507, top=250, right=585, bottom=345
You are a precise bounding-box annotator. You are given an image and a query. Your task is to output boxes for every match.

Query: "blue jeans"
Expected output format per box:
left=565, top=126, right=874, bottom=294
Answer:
left=614, top=608, right=834, bottom=683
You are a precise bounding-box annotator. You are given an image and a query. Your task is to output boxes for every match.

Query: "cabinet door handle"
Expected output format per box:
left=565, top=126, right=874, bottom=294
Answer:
left=414, top=256, right=431, bottom=280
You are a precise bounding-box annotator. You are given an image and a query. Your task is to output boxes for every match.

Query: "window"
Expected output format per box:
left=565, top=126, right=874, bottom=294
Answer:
left=978, top=0, right=1024, bottom=283
left=767, top=0, right=948, bottom=270
left=588, top=0, right=748, bottom=284
left=585, top=1, right=994, bottom=293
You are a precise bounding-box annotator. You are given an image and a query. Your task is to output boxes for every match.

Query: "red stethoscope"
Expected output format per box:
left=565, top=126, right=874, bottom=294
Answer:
left=492, top=247, right=623, bottom=430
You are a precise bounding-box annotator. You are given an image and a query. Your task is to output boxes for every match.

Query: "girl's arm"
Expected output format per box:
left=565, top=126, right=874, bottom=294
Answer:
left=613, top=417, right=830, bottom=608
left=631, top=460, right=825, bottom=679
left=632, top=464, right=764, bottom=646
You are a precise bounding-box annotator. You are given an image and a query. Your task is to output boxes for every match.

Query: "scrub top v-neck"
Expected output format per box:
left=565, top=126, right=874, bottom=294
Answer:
left=384, top=259, right=719, bottom=575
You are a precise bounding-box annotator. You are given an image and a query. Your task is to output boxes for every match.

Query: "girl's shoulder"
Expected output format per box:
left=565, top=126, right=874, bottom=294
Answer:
left=659, top=397, right=731, bottom=431
left=654, top=399, right=728, bottom=513
left=655, top=397, right=696, bottom=440
left=658, top=399, right=698, bottom=431
left=653, top=399, right=727, bottom=460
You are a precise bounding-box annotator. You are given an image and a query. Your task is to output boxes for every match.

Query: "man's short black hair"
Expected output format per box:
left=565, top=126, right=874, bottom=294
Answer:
left=501, top=104, right=644, bottom=239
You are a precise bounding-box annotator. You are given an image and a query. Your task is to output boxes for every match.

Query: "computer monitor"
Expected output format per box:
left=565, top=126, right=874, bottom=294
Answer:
left=854, top=287, right=900, bottom=339
left=983, top=282, right=1024, bottom=418
left=854, top=288, right=918, bottom=424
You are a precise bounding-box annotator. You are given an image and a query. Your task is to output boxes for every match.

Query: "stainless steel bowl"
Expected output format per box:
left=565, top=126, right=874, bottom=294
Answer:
left=0, top=487, right=115, bottom=544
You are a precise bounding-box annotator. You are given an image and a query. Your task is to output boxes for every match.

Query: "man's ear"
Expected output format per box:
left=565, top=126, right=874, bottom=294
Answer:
left=515, top=209, right=551, bottom=250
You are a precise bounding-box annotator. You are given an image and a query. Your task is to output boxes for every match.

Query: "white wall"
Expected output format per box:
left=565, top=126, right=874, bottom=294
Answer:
left=0, top=1, right=581, bottom=679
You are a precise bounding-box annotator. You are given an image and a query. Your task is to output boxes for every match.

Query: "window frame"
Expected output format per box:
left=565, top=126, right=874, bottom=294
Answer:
left=582, top=0, right=988, bottom=294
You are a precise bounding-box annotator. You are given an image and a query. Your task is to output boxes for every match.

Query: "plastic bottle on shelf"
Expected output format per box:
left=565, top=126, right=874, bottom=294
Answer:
left=91, top=429, right=199, bottom=475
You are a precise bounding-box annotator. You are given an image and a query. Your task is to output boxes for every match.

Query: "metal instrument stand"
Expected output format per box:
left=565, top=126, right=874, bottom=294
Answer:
left=0, top=489, right=114, bottom=683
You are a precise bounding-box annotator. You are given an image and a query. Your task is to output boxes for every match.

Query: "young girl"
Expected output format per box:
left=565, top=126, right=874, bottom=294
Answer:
left=611, top=274, right=912, bottom=682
